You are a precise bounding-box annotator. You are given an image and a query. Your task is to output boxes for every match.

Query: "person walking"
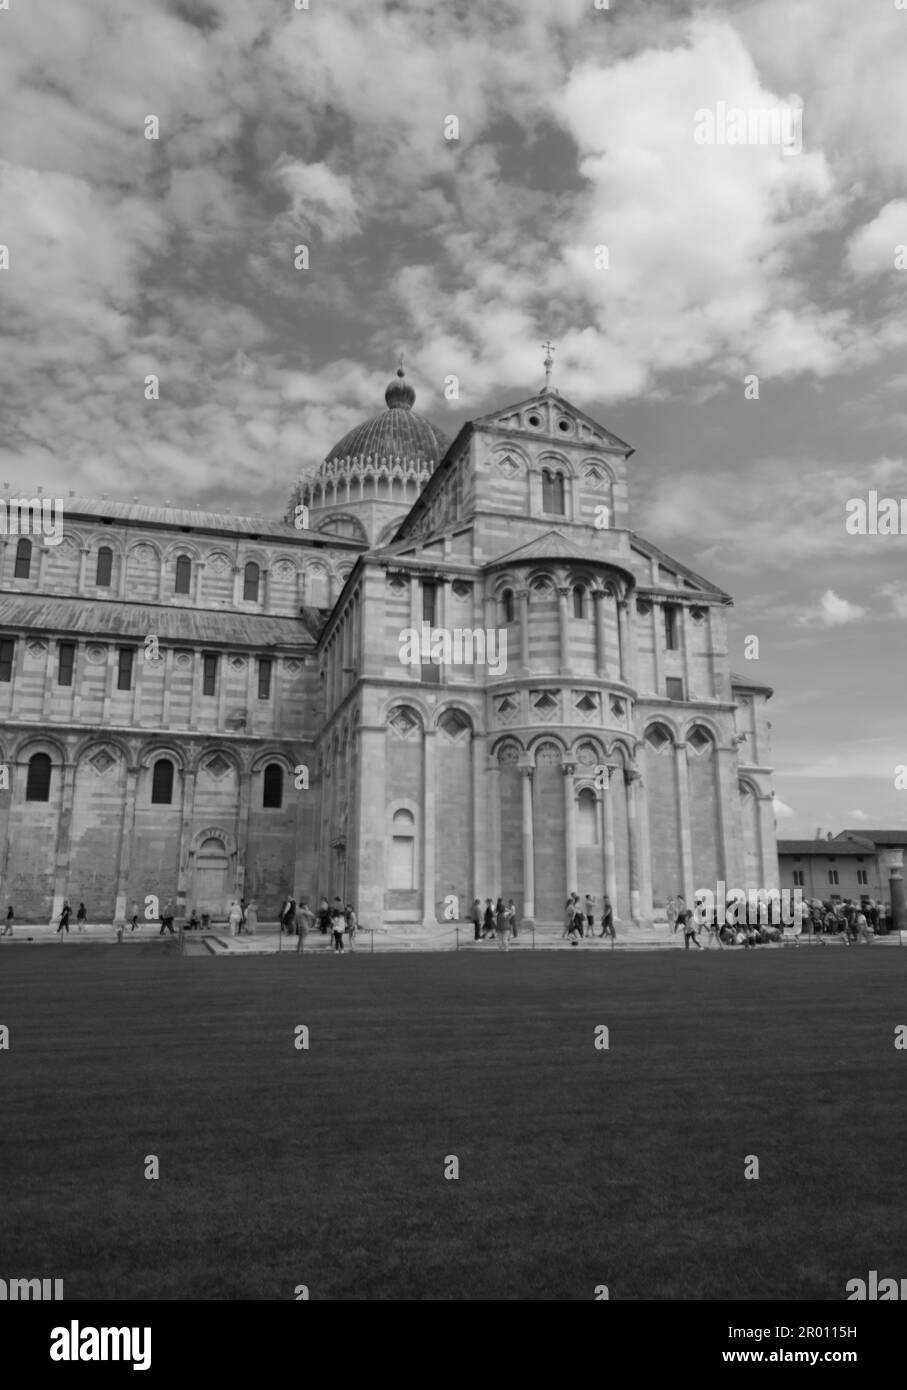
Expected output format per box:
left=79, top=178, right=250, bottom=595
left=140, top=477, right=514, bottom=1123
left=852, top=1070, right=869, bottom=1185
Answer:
left=243, top=900, right=257, bottom=936
left=676, top=907, right=702, bottom=950
left=158, top=899, right=175, bottom=935
left=317, top=896, right=331, bottom=934
left=237, top=898, right=248, bottom=934
left=471, top=898, right=483, bottom=941
left=1, top=905, right=13, bottom=937
left=507, top=899, right=518, bottom=938
left=584, top=894, right=595, bottom=935
left=495, top=897, right=509, bottom=950
left=331, top=897, right=346, bottom=953
left=57, top=900, right=71, bottom=934
left=227, top=900, right=242, bottom=937
left=562, top=897, right=575, bottom=940
left=665, top=895, right=676, bottom=932
left=482, top=898, right=495, bottom=940
left=76, top=902, right=87, bottom=933
left=572, top=897, right=586, bottom=940
left=129, top=899, right=140, bottom=931
left=187, top=906, right=200, bottom=931
left=296, top=899, right=314, bottom=948
left=600, top=896, right=616, bottom=941
left=346, top=903, right=358, bottom=950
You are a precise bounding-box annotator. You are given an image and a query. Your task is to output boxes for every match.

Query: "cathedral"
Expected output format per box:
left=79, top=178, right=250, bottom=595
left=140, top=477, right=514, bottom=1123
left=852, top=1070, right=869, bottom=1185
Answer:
left=0, top=364, right=779, bottom=928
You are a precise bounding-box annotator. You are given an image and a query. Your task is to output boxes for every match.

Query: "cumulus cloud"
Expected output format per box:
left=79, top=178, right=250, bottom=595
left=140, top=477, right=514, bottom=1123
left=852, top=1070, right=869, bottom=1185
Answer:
left=848, top=809, right=869, bottom=822
left=773, top=798, right=796, bottom=819
left=845, top=201, right=907, bottom=279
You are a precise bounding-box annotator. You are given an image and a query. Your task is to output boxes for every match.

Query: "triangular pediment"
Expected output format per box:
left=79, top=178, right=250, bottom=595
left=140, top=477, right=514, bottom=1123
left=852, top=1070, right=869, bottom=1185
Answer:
left=487, top=528, right=602, bottom=568
left=474, top=390, right=634, bottom=455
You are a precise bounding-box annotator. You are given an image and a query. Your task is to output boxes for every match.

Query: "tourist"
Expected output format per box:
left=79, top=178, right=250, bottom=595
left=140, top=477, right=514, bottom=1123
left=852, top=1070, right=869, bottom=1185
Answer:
left=584, top=894, right=595, bottom=934
left=346, top=903, right=358, bottom=949
left=471, top=898, right=482, bottom=941
left=572, top=897, right=586, bottom=939
left=159, top=900, right=176, bottom=935
left=317, top=896, right=331, bottom=933
left=297, top=899, right=315, bottom=940
left=238, top=897, right=247, bottom=934
left=677, top=908, right=702, bottom=950
left=187, top=906, right=200, bottom=931
left=600, top=896, right=615, bottom=941
left=227, top=900, right=242, bottom=936
left=483, top=899, right=495, bottom=939
left=855, top=908, right=874, bottom=944
left=507, top=899, right=518, bottom=938
left=76, top=901, right=87, bottom=933
left=562, top=898, right=575, bottom=940
left=665, top=895, right=676, bottom=931
left=2, top=904, right=13, bottom=937
left=495, top=897, right=509, bottom=950
left=331, top=898, right=346, bottom=952
left=130, top=900, right=140, bottom=931
left=57, top=900, right=71, bottom=934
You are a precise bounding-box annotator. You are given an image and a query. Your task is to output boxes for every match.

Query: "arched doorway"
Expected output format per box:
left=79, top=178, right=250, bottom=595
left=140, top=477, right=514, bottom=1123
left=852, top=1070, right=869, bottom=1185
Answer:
left=193, top=836, right=230, bottom=918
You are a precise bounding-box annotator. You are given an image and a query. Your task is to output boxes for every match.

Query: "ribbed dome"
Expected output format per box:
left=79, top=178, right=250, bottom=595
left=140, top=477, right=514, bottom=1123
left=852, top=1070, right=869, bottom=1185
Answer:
left=323, top=368, right=449, bottom=470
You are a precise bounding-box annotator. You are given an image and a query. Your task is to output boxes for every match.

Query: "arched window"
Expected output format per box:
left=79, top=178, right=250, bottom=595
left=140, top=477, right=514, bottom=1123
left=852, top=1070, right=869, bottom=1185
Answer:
left=502, top=588, right=515, bottom=623
left=96, top=546, right=113, bottom=587
left=151, top=758, right=174, bottom=805
left=14, top=538, right=32, bottom=579
left=243, top=562, right=260, bottom=602
left=263, top=762, right=283, bottom=808
left=26, top=752, right=51, bottom=801
left=577, top=787, right=598, bottom=845
left=572, top=585, right=585, bottom=619
left=174, top=554, right=191, bottom=595
left=390, top=808, right=416, bottom=889
left=541, top=469, right=565, bottom=515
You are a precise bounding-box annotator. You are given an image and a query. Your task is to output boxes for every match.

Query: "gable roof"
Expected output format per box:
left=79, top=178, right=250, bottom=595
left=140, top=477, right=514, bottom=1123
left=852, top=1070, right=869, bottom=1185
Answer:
left=485, top=528, right=598, bottom=568
left=472, top=390, right=634, bottom=455
left=836, top=829, right=907, bottom=846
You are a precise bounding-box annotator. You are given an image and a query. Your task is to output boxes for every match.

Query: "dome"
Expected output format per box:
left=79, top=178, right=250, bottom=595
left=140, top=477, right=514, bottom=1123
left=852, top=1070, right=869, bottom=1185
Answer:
left=323, top=367, right=449, bottom=470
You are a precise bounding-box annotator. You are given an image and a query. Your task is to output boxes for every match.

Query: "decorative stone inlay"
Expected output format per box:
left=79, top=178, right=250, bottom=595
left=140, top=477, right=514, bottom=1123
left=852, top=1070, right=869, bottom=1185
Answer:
left=175, top=651, right=193, bottom=668
left=90, top=749, right=115, bottom=774
left=451, top=580, right=471, bottom=599
left=497, top=744, right=519, bottom=764
left=230, top=656, right=246, bottom=671
left=205, top=753, right=231, bottom=779
left=389, top=707, right=418, bottom=736
left=26, top=638, right=48, bottom=657
left=86, top=645, right=107, bottom=664
left=536, top=742, right=562, bottom=766
left=284, top=659, right=301, bottom=673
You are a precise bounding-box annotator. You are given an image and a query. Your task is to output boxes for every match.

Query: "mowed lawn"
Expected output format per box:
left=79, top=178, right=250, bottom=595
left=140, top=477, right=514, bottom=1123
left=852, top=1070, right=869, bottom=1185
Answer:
left=1, top=945, right=906, bottom=1300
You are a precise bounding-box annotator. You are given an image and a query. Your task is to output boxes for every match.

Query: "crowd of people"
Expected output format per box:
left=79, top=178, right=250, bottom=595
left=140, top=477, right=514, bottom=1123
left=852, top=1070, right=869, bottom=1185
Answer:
left=277, top=895, right=358, bottom=952
left=665, top=894, right=889, bottom=949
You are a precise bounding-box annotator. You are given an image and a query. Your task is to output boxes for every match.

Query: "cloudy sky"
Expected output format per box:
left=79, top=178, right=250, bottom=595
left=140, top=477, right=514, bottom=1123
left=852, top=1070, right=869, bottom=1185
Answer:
left=1, top=0, right=906, bottom=837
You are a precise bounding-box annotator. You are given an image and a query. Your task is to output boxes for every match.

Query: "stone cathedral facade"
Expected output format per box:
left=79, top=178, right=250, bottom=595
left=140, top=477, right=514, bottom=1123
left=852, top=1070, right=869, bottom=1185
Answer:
left=0, top=368, right=779, bottom=926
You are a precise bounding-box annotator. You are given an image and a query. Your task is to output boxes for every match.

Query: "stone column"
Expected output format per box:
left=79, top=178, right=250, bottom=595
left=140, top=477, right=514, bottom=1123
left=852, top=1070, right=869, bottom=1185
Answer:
left=194, top=559, right=205, bottom=606
left=118, top=547, right=129, bottom=599
left=176, top=767, right=197, bottom=905
left=421, top=727, right=437, bottom=925
left=235, top=767, right=251, bottom=904
left=78, top=546, right=89, bottom=592
left=42, top=640, right=57, bottom=719
left=593, top=588, right=607, bottom=676
left=261, top=567, right=270, bottom=614
left=520, top=763, right=535, bottom=923
left=636, top=769, right=654, bottom=919
left=232, top=565, right=242, bottom=606
left=113, top=765, right=139, bottom=923
left=625, top=591, right=639, bottom=689
left=488, top=752, right=502, bottom=901
left=600, top=766, right=619, bottom=915
left=624, top=768, right=642, bottom=922
left=557, top=585, right=571, bottom=674
left=675, top=741, right=694, bottom=903
left=880, top=848, right=906, bottom=931
left=518, top=588, right=531, bottom=674
left=50, top=761, right=77, bottom=921
left=616, top=598, right=627, bottom=682
left=563, top=760, right=577, bottom=901
left=160, top=647, right=174, bottom=725
left=101, top=644, right=116, bottom=723
left=471, top=732, right=489, bottom=904
left=681, top=605, right=694, bottom=699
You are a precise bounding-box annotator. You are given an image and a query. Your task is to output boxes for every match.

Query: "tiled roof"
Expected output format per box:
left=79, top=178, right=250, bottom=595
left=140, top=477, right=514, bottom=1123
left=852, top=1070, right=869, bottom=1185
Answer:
left=0, top=594, right=315, bottom=649
left=836, top=829, right=907, bottom=846
left=778, top=839, right=875, bottom=856
left=51, top=496, right=307, bottom=540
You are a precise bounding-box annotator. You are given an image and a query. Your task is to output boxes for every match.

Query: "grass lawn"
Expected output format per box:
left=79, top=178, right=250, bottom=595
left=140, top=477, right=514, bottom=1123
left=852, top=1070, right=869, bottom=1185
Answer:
left=1, top=945, right=905, bottom=1300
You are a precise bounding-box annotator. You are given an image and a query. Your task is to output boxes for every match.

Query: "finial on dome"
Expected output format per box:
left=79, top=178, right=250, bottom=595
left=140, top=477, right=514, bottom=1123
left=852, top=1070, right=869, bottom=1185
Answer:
left=385, top=354, right=416, bottom=410
left=542, top=339, right=555, bottom=392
